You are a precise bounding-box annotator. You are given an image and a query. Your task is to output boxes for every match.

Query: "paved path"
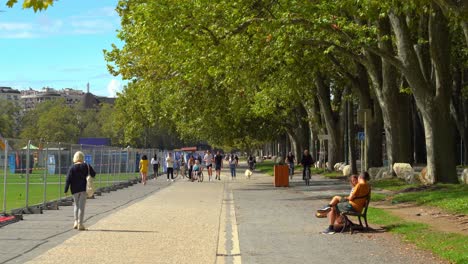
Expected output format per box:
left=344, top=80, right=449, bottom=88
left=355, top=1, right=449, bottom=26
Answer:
left=0, top=166, right=447, bottom=264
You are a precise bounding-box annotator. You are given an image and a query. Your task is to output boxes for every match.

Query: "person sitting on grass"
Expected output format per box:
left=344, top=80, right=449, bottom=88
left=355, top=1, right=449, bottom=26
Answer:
left=321, top=172, right=370, bottom=234
left=317, top=174, right=358, bottom=215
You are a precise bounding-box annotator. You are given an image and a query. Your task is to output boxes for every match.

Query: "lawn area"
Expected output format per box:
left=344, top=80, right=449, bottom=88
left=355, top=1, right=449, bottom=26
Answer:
left=371, top=179, right=468, bottom=215
left=0, top=172, right=138, bottom=212
left=255, top=160, right=275, bottom=176
left=368, top=207, right=468, bottom=264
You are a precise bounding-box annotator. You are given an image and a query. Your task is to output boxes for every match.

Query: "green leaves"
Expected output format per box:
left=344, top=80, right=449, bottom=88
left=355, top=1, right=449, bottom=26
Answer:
left=6, top=0, right=54, bottom=12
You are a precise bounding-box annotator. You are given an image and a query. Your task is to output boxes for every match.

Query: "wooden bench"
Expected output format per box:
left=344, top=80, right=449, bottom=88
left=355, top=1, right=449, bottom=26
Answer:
left=340, top=190, right=371, bottom=234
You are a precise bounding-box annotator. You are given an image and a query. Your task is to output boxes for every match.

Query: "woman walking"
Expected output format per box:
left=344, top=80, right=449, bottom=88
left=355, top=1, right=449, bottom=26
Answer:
left=139, top=155, right=149, bottom=185
left=64, top=151, right=96, bottom=231
left=229, top=154, right=237, bottom=179
left=151, top=154, right=159, bottom=179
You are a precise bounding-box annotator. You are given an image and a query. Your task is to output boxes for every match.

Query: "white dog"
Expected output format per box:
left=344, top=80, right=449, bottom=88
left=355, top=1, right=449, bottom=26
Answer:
left=244, top=169, right=253, bottom=179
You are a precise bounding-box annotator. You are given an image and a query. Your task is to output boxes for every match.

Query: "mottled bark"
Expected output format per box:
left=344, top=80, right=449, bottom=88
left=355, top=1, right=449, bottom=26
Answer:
left=315, top=74, right=344, bottom=171
left=347, top=100, right=358, bottom=174
left=364, top=34, right=413, bottom=170
left=389, top=7, right=457, bottom=183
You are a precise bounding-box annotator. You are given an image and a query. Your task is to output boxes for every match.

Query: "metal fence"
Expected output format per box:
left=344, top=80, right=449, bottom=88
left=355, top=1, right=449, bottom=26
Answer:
left=0, top=138, right=164, bottom=214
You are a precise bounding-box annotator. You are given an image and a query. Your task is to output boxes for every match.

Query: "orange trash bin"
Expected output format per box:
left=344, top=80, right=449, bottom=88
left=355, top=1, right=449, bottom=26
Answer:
left=274, top=165, right=289, bottom=187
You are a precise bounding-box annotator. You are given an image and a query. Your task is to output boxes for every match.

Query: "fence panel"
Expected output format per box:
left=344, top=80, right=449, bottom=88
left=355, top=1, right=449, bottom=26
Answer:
left=0, top=139, right=163, bottom=214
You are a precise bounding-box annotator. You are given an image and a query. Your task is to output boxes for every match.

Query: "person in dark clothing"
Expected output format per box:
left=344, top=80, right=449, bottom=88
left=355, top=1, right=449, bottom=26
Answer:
left=300, top=149, right=314, bottom=180
left=214, top=151, right=223, bottom=180
left=65, top=151, right=96, bottom=231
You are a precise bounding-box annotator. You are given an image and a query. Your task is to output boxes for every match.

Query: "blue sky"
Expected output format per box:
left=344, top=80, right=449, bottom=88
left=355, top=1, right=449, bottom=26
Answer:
left=0, top=0, right=124, bottom=97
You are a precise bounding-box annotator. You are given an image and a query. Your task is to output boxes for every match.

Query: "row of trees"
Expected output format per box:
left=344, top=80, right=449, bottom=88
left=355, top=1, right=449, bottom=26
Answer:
left=0, top=98, right=182, bottom=149
left=104, top=0, right=466, bottom=184
left=10, top=0, right=467, bottom=183
left=0, top=99, right=119, bottom=144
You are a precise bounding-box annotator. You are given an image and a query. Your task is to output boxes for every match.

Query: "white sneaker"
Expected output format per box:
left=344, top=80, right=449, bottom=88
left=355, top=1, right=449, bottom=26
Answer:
left=171, top=179, right=174, bottom=182
left=167, top=179, right=169, bottom=182
left=73, top=220, right=78, bottom=229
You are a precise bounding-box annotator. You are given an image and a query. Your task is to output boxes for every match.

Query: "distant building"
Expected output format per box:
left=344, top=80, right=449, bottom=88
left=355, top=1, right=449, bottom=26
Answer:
left=15, top=83, right=114, bottom=111
left=0, top=86, right=21, bottom=104
left=21, top=87, right=62, bottom=111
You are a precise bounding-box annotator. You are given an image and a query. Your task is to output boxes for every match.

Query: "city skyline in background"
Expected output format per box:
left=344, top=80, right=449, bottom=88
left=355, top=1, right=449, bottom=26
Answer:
left=0, top=0, right=125, bottom=97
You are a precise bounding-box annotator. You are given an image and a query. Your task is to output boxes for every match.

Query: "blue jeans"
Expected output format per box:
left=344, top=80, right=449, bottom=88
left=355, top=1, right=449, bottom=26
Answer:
left=230, top=165, right=236, bottom=177
left=288, top=162, right=294, bottom=176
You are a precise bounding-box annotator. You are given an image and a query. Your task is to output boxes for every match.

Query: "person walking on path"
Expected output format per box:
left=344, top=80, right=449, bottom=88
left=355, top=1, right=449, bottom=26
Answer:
left=247, top=155, right=255, bottom=171
left=174, top=157, right=180, bottom=178
left=204, top=150, right=214, bottom=181
left=150, top=154, right=159, bottom=179
left=166, top=152, right=174, bottom=182
left=139, top=155, right=149, bottom=185
left=180, top=156, right=186, bottom=178
left=286, top=151, right=296, bottom=180
left=214, top=151, right=223, bottom=180
left=188, top=155, right=195, bottom=180
left=229, top=154, right=237, bottom=179
left=64, top=151, right=96, bottom=231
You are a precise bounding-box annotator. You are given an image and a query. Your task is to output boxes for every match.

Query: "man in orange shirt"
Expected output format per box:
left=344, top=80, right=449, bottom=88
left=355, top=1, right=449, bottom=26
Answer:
left=322, top=172, right=370, bottom=234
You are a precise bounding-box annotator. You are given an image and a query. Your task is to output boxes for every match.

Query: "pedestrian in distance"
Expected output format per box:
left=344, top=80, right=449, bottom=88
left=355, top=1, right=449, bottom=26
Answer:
left=180, top=156, right=186, bottom=178
left=204, top=150, right=214, bottom=181
left=64, top=151, right=96, bottom=231
left=286, top=151, right=296, bottom=180
left=229, top=154, right=237, bottom=179
left=166, top=152, right=174, bottom=182
left=188, top=155, right=195, bottom=180
left=214, top=151, right=223, bottom=180
left=150, top=154, right=159, bottom=179
left=174, top=157, right=180, bottom=178
left=139, top=155, right=149, bottom=185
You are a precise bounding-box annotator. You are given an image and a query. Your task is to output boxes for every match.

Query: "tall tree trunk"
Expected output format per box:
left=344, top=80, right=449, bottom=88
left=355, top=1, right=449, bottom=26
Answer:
left=348, top=100, right=358, bottom=174
left=363, top=17, right=413, bottom=172
left=411, top=98, right=427, bottom=164
left=388, top=7, right=457, bottom=183
left=302, top=96, right=325, bottom=162
left=451, top=68, right=468, bottom=165
left=315, top=74, right=344, bottom=171
left=354, top=64, right=384, bottom=168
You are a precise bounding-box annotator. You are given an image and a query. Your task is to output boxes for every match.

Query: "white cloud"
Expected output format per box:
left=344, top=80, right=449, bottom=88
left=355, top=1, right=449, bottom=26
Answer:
left=107, top=79, right=121, bottom=98
left=0, top=22, right=36, bottom=38
left=0, top=22, right=33, bottom=31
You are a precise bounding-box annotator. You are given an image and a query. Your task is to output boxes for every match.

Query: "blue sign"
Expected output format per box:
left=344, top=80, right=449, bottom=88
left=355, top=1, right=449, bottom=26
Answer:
left=358, top=132, right=365, bottom=141
left=84, top=155, right=93, bottom=164
left=8, top=154, right=15, bottom=174
left=48, top=154, right=56, bottom=175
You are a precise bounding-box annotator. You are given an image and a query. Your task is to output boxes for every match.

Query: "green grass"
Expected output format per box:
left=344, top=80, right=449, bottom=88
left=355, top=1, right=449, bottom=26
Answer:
left=370, top=178, right=418, bottom=191
left=255, top=160, right=275, bottom=176
left=368, top=207, right=468, bottom=264
left=370, top=193, right=387, bottom=202
left=392, top=184, right=468, bottom=215
left=370, top=179, right=468, bottom=215
left=0, top=172, right=138, bottom=212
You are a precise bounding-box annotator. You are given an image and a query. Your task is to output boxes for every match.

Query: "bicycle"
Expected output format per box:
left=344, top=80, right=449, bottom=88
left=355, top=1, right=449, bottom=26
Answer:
left=303, top=165, right=311, bottom=186
left=198, top=170, right=204, bottom=182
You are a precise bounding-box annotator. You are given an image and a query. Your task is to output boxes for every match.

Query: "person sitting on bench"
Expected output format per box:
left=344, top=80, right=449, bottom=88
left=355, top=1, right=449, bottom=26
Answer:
left=317, top=174, right=358, bottom=215
left=321, top=172, right=370, bottom=234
